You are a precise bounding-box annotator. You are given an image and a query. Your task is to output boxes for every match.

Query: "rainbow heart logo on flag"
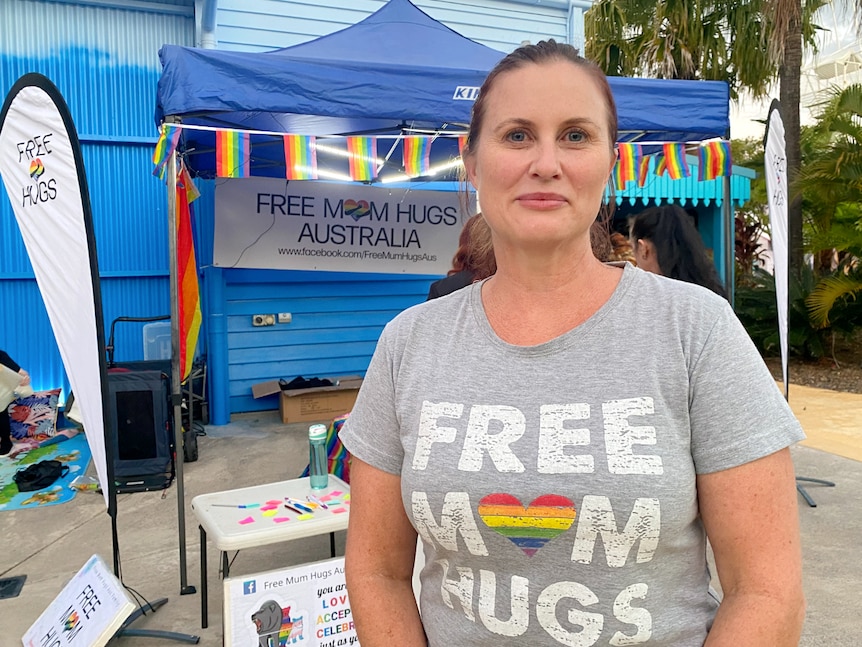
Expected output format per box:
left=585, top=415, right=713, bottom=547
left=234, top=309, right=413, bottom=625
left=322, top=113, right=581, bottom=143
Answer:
left=344, top=199, right=370, bottom=220
left=29, top=158, right=45, bottom=179
left=478, top=493, right=576, bottom=557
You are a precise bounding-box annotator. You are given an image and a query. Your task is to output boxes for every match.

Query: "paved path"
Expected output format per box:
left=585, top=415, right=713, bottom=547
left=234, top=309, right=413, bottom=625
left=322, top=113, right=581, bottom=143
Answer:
left=784, top=383, right=862, bottom=462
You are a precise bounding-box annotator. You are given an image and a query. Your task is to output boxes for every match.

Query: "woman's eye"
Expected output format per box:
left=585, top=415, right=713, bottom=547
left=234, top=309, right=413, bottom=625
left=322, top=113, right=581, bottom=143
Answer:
left=566, top=130, right=586, bottom=143
left=507, top=131, right=527, bottom=142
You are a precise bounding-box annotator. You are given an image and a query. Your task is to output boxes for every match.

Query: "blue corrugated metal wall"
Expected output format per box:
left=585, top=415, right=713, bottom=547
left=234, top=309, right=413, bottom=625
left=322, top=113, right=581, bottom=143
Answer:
left=0, top=0, right=194, bottom=395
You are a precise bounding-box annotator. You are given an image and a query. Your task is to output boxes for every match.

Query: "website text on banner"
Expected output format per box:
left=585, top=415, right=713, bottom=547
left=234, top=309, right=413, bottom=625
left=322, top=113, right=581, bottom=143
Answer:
left=214, top=178, right=474, bottom=275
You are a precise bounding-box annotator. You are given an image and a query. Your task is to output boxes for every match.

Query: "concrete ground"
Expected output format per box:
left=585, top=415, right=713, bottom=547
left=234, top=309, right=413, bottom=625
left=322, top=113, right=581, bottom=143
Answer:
left=0, top=387, right=860, bottom=646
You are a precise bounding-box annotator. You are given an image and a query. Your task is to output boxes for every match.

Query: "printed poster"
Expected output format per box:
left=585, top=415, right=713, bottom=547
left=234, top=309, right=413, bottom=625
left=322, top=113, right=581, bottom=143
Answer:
left=225, top=556, right=358, bottom=647
left=22, top=554, right=136, bottom=647
left=214, top=177, right=474, bottom=275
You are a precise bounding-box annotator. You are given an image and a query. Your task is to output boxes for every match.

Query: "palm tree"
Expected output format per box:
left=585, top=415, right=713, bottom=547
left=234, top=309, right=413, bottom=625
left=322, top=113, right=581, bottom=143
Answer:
left=796, top=83, right=862, bottom=327
left=585, top=0, right=829, bottom=279
left=585, top=0, right=781, bottom=100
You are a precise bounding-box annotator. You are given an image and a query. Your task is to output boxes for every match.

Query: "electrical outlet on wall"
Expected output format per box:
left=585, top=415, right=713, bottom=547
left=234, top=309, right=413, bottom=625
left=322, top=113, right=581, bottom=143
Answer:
left=278, top=312, right=292, bottom=324
left=252, top=314, right=276, bottom=326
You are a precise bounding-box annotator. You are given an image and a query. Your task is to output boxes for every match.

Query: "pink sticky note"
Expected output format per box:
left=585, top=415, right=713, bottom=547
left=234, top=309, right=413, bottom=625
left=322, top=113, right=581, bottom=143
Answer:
left=265, top=500, right=282, bottom=506
left=273, top=517, right=290, bottom=523
left=238, top=516, right=255, bottom=525
left=297, top=514, right=314, bottom=521
left=332, top=507, right=347, bottom=514
left=260, top=505, right=278, bottom=512
left=330, top=490, right=343, bottom=497
left=319, top=495, right=334, bottom=503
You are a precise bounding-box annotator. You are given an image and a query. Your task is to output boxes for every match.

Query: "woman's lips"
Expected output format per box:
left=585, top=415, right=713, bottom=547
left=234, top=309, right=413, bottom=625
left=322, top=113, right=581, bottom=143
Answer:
left=517, top=193, right=567, bottom=209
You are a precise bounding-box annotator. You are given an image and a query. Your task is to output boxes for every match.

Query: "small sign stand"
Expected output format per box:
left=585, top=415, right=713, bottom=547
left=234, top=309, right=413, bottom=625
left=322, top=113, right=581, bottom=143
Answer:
left=22, top=554, right=136, bottom=647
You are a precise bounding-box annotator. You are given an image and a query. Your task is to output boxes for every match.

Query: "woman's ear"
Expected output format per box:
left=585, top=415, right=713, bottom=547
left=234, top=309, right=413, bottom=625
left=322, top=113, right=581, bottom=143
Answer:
left=463, top=153, right=479, bottom=191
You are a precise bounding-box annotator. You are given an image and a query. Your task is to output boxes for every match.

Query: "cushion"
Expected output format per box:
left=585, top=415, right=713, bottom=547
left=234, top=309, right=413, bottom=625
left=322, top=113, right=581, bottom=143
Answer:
left=9, top=388, right=61, bottom=441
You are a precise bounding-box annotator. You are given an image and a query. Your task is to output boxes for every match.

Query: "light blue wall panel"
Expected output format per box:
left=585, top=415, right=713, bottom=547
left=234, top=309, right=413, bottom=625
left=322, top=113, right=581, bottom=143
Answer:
left=215, top=0, right=568, bottom=53
left=220, top=270, right=435, bottom=414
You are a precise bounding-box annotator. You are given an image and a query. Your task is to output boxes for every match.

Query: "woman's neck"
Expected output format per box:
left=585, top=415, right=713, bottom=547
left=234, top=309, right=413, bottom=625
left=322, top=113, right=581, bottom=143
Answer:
left=480, top=256, right=622, bottom=346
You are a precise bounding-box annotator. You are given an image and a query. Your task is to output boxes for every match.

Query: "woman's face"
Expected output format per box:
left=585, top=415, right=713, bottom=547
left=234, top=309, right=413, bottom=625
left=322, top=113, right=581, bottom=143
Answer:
left=464, top=59, right=616, bottom=254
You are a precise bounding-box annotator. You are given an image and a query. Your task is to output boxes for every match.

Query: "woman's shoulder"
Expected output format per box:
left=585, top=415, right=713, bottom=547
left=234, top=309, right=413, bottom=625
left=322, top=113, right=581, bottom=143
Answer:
left=621, top=264, right=732, bottom=325
left=383, top=283, right=477, bottom=339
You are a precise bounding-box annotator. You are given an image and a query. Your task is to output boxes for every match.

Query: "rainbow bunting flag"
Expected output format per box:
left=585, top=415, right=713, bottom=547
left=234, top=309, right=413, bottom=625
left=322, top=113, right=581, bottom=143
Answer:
left=216, top=129, right=251, bottom=178
left=662, top=143, right=690, bottom=180
left=697, top=140, right=732, bottom=181
left=152, top=124, right=182, bottom=178
left=458, top=134, right=468, bottom=157
left=655, top=154, right=667, bottom=177
left=403, top=136, right=432, bottom=177
left=614, top=143, right=641, bottom=189
left=283, top=134, right=317, bottom=180
left=175, top=165, right=202, bottom=381
left=346, top=137, right=378, bottom=181
left=637, top=154, right=652, bottom=187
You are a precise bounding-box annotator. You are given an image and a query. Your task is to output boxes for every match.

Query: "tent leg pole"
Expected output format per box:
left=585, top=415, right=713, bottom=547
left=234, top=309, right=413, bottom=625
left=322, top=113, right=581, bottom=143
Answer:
left=167, top=148, right=195, bottom=596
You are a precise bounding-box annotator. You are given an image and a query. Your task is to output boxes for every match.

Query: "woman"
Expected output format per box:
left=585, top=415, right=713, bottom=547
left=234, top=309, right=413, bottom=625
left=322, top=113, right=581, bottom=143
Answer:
left=629, top=204, right=728, bottom=298
left=341, top=40, right=804, bottom=646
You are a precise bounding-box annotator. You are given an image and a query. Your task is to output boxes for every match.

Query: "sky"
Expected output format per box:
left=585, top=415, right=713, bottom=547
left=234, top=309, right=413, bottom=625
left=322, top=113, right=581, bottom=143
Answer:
left=730, top=1, right=861, bottom=139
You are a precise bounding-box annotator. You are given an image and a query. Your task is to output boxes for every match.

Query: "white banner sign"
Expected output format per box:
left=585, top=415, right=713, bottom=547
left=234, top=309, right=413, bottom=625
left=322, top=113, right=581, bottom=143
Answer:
left=225, top=557, right=358, bottom=647
left=764, top=100, right=789, bottom=395
left=23, top=554, right=135, bottom=647
left=214, top=178, right=471, bottom=274
left=0, top=75, right=110, bottom=507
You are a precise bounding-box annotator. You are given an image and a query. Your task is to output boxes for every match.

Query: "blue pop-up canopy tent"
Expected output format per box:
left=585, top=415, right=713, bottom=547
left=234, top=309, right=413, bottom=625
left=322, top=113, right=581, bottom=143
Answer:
left=155, top=0, right=730, bottom=179
left=153, top=0, right=737, bottom=428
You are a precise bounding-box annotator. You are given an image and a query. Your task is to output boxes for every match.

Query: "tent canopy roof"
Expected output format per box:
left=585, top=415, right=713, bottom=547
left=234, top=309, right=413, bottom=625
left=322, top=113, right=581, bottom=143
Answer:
left=155, top=0, right=730, bottom=178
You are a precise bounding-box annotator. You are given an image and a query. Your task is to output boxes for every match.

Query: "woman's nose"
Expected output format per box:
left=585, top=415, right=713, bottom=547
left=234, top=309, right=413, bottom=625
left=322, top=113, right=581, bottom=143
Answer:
left=530, top=141, right=562, bottom=178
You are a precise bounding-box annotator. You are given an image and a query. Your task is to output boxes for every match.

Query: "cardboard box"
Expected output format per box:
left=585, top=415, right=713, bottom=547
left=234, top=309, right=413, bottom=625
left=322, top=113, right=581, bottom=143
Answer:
left=252, top=376, right=363, bottom=424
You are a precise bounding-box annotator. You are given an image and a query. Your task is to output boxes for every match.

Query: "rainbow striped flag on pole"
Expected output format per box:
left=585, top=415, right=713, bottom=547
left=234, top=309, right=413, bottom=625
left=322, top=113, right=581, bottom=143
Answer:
left=346, top=137, right=378, bottom=181
left=284, top=134, right=317, bottom=180
left=697, top=140, right=732, bottom=181
left=403, top=136, right=432, bottom=177
left=662, top=143, right=690, bottom=180
left=216, top=129, right=251, bottom=178
left=152, top=123, right=181, bottom=178
left=176, top=164, right=202, bottom=381
left=614, top=143, right=641, bottom=189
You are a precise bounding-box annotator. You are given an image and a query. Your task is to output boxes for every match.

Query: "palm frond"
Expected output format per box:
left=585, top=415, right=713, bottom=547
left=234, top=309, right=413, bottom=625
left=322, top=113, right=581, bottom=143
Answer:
left=806, top=273, right=862, bottom=328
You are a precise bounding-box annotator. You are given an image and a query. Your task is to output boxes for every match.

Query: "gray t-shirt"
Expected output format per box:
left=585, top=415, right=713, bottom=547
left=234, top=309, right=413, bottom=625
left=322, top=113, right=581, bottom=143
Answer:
left=340, top=263, right=804, bottom=646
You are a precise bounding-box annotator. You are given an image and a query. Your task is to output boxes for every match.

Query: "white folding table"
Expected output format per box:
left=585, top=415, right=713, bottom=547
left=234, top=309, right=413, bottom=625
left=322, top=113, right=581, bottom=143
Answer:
left=190, top=475, right=351, bottom=628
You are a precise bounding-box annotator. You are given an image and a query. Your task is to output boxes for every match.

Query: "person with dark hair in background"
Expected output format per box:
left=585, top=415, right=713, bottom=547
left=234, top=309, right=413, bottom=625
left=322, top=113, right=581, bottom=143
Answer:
left=427, top=213, right=496, bottom=299
left=629, top=204, right=728, bottom=298
left=341, top=39, right=804, bottom=646
left=0, top=350, right=30, bottom=455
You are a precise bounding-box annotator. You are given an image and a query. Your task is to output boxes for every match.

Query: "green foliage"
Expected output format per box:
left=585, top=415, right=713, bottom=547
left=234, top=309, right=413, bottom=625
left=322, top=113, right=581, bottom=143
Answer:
left=734, top=267, right=827, bottom=359
left=584, top=0, right=826, bottom=101
left=806, top=266, right=862, bottom=330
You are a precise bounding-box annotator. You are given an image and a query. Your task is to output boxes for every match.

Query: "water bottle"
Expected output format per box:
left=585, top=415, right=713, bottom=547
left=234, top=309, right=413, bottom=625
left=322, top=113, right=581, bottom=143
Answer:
left=308, top=423, right=329, bottom=490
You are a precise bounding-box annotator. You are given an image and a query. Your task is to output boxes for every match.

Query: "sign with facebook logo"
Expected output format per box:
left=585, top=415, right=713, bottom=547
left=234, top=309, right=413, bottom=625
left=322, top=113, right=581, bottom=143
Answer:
left=243, top=580, right=257, bottom=595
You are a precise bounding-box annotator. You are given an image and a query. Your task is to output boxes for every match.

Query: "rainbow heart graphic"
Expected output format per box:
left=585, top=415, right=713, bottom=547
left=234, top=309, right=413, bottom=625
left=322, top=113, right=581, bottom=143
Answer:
left=29, top=158, right=45, bottom=179
left=344, top=199, right=370, bottom=221
left=478, top=493, right=576, bottom=557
